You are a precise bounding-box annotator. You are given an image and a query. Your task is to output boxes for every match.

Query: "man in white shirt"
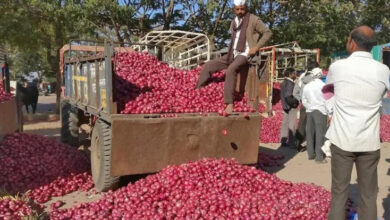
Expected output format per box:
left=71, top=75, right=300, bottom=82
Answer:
left=293, top=61, right=319, bottom=150
left=301, top=68, right=327, bottom=163
left=327, top=26, right=390, bottom=220
left=195, top=0, right=272, bottom=114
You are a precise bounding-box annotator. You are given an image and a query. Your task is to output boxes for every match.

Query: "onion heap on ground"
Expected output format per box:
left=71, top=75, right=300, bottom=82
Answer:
left=0, top=133, right=94, bottom=204
left=51, top=158, right=331, bottom=220
left=0, top=82, right=12, bottom=103
left=114, top=52, right=255, bottom=114
left=260, top=86, right=390, bottom=143
left=0, top=198, right=37, bottom=220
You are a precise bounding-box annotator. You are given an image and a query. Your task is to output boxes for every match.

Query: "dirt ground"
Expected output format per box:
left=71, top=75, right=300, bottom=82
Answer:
left=22, top=95, right=390, bottom=219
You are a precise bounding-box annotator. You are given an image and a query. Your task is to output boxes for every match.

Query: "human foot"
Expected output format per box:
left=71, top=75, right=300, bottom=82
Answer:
left=224, top=104, right=234, bottom=114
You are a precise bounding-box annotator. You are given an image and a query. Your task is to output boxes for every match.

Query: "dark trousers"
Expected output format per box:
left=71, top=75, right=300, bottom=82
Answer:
left=296, top=105, right=307, bottom=145
left=306, top=110, right=327, bottom=161
left=2, top=77, right=10, bottom=93
left=195, top=54, right=248, bottom=104
left=328, top=145, right=380, bottom=220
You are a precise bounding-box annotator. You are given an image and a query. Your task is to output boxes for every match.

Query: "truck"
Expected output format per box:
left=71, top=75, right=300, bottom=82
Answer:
left=59, top=34, right=262, bottom=192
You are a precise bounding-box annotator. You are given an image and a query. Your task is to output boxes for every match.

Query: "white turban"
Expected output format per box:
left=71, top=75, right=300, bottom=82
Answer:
left=234, top=0, right=246, bottom=6
left=311, top=67, right=323, bottom=78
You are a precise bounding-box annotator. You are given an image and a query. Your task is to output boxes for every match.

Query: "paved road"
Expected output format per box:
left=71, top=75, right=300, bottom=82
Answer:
left=261, top=143, right=390, bottom=220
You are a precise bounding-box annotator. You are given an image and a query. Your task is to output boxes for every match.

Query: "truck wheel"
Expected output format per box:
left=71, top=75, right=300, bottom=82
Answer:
left=61, top=100, right=79, bottom=147
left=91, top=119, right=119, bottom=192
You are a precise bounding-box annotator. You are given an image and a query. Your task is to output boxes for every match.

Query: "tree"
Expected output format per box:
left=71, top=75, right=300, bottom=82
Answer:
left=180, top=0, right=231, bottom=50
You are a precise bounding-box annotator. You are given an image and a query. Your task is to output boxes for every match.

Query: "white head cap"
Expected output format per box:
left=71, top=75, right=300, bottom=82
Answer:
left=234, top=0, right=246, bottom=6
left=311, top=67, right=323, bottom=78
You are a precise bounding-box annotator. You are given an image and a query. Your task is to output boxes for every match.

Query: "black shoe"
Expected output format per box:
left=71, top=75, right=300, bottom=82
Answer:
left=308, top=156, right=315, bottom=160
left=280, top=137, right=288, bottom=148
left=297, top=145, right=306, bottom=152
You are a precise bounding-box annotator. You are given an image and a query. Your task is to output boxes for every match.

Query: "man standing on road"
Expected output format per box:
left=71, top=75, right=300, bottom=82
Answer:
left=327, top=26, right=390, bottom=220
left=280, top=68, right=299, bottom=148
left=301, top=68, right=327, bottom=163
left=293, top=61, right=319, bottom=150
left=195, top=0, right=272, bottom=114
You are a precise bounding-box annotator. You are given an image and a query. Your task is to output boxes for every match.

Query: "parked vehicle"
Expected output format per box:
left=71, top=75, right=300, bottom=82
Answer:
left=60, top=38, right=262, bottom=192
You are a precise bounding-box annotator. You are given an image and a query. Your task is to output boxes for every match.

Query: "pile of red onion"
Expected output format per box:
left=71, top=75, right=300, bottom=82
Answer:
left=260, top=87, right=390, bottom=143
left=259, top=84, right=284, bottom=143
left=0, top=82, right=12, bottom=103
left=0, top=133, right=93, bottom=204
left=381, top=115, right=390, bottom=142
left=51, top=158, right=331, bottom=219
left=114, top=52, right=254, bottom=114
left=0, top=198, right=35, bottom=219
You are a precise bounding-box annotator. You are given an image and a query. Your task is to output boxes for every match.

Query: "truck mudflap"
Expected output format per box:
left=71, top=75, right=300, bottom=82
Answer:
left=110, top=114, right=261, bottom=176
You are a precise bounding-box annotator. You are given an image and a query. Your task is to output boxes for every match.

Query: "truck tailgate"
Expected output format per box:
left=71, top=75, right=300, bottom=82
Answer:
left=110, top=114, right=261, bottom=176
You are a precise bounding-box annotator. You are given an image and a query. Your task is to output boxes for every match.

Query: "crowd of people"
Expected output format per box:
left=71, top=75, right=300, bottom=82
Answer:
left=196, top=1, right=390, bottom=218
left=279, top=62, right=331, bottom=164
left=278, top=26, right=389, bottom=220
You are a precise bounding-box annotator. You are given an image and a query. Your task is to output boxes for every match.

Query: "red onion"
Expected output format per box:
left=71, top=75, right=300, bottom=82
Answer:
left=114, top=52, right=255, bottom=114
left=0, top=198, right=34, bottom=219
left=51, top=158, right=332, bottom=219
left=0, top=133, right=93, bottom=204
left=0, top=82, right=12, bottom=103
left=381, top=115, right=390, bottom=142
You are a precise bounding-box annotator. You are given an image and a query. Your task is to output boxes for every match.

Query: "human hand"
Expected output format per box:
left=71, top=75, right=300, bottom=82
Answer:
left=327, top=116, right=332, bottom=125
left=248, top=47, right=259, bottom=57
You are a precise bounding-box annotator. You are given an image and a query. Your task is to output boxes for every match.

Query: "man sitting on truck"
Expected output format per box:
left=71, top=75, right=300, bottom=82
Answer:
left=195, top=0, right=272, bottom=114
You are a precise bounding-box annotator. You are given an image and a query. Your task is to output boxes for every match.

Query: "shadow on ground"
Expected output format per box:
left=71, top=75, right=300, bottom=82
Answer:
left=383, top=187, right=390, bottom=220
left=258, top=144, right=299, bottom=173
left=23, top=127, right=61, bottom=140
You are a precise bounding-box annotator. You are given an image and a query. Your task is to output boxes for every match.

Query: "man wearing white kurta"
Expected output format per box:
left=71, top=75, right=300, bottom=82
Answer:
left=301, top=68, right=327, bottom=163
left=327, top=26, right=390, bottom=220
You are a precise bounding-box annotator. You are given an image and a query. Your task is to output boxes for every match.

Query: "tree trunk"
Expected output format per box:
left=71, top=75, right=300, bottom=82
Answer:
left=211, top=0, right=228, bottom=37
left=163, top=0, right=175, bottom=30
left=53, top=19, right=64, bottom=114
left=207, top=34, right=216, bottom=52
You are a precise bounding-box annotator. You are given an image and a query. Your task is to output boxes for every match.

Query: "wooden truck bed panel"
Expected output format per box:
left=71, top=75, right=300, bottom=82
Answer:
left=110, top=114, right=261, bottom=176
left=0, top=98, right=19, bottom=140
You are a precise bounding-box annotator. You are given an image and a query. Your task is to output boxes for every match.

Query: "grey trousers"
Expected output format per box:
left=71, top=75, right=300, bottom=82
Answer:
left=296, top=105, right=307, bottom=145
left=306, top=110, right=327, bottom=160
left=328, top=145, right=380, bottom=220
left=195, top=54, right=249, bottom=104
left=280, top=108, right=297, bottom=140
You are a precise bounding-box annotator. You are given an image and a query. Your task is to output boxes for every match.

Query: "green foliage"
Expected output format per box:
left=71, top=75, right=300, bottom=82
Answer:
left=1, top=0, right=389, bottom=79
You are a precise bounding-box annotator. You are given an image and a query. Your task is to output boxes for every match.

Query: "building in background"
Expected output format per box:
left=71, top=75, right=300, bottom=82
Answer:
left=331, top=43, right=390, bottom=69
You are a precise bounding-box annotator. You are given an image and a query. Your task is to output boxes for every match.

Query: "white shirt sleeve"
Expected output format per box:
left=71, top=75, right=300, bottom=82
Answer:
left=326, top=62, right=339, bottom=85
left=325, top=97, right=335, bottom=115
left=302, top=87, right=308, bottom=109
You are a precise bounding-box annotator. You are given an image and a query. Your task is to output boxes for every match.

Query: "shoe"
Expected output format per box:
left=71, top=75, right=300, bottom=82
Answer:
left=315, top=159, right=327, bottom=164
left=280, top=137, right=288, bottom=148
left=308, top=156, right=315, bottom=160
left=297, top=145, right=306, bottom=152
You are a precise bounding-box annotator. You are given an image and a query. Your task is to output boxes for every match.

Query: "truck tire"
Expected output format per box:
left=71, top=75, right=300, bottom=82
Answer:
left=91, top=119, right=119, bottom=192
left=61, top=100, right=79, bottom=147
